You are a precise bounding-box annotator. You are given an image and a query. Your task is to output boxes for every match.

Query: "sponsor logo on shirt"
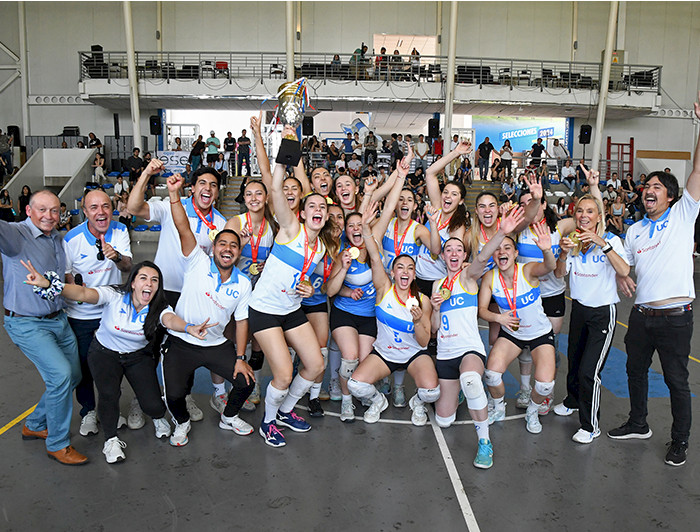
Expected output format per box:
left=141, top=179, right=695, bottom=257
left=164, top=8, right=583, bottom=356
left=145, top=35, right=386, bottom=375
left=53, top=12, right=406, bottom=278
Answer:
left=637, top=241, right=661, bottom=254
left=114, top=326, right=144, bottom=336
left=205, top=291, right=226, bottom=310
left=88, top=267, right=112, bottom=275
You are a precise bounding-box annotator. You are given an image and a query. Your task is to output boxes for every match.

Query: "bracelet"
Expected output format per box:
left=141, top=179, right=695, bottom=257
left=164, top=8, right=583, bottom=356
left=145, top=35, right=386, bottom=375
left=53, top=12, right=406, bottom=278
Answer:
left=236, top=355, right=246, bottom=361
left=170, top=198, right=181, bottom=204
left=185, top=323, right=195, bottom=333
left=602, top=243, right=613, bottom=254
left=557, top=254, right=568, bottom=262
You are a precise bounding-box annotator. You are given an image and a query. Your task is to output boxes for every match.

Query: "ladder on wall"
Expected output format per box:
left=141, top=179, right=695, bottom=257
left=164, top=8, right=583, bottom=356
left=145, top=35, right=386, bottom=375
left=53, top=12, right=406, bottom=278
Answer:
left=606, top=136, right=634, bottom=179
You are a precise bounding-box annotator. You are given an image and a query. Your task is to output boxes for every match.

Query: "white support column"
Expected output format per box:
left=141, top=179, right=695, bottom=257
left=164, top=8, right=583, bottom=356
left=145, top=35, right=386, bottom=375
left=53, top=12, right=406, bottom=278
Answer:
left=616, top=1, right=626, bottom=56
left=285, top=1, right=295, bottom=82
left=18, top=2, right=29, bottom=137
left=442, top=1, right=458, bottom=143
left=123, top=1, right=141, bottom=147
left=156, top=1, right=163, bottom=53
left=436, top=1, right=443, bottom=57
left=590, top=1, right=619, bottom=171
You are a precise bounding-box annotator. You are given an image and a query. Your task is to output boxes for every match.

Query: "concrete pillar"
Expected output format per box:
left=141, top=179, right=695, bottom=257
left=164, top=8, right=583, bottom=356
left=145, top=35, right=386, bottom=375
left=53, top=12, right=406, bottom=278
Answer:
left=442, top=1, right=458, bottom=143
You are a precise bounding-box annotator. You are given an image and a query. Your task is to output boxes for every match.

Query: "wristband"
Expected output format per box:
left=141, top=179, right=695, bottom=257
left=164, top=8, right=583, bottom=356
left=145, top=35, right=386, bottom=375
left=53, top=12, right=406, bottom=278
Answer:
left=601, top=243, right=613, bottom=254
left=114, top=251, right=122, bottom=263
left=185, top=323, right=195, bottom=333
left=170, top=198, right=181, bottom=204
left=236, top=355, right=246, bottom=361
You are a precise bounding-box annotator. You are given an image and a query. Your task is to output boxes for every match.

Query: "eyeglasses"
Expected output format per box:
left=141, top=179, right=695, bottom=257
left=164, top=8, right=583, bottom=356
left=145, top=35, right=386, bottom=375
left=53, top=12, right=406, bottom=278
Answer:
left=96, top=239, right=104, bottom=261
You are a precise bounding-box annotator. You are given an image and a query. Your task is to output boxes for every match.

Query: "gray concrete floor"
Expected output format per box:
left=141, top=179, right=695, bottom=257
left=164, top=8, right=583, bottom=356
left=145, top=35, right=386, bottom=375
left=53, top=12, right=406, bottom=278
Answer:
left=1, top=241, right=699, bottom=531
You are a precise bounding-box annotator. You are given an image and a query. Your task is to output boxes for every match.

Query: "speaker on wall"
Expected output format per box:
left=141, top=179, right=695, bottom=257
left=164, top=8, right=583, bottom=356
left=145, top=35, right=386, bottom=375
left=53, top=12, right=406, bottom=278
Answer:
left=113, top=113, right=120, bottom=140
left=302, top=116, right=314, bottom=136
left=149, top=115, right=162, bottom=136
left=7, top=125, right=20, bottom=146
left=579, top=124, right=592, bottom=145
left=428, top=118, right=440, bottom=139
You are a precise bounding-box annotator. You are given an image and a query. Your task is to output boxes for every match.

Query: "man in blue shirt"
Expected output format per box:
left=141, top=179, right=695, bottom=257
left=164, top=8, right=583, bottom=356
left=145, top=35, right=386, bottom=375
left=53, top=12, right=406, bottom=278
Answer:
left=342, top=132, right=354, bottom=155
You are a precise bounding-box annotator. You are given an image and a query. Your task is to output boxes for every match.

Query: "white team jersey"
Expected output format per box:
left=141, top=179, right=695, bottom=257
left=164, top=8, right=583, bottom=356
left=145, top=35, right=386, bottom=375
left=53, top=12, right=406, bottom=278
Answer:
left=170, top=246, right=251, bottom=347
left=233, top=213, right=274, bottom=279
left=416, top=210, right=450, bottom=281
left=517, top=223, right=566, bottom=297
left=565, top=233, right=627, bottom=307
left=63, top=221, right=133, bottom=320
left=374, top=289, right=423, bottom=363
left=491, top=263, right=552, bottom=341
left=381, top=218, right=420, bottom=271
left=93, top=286, right=173, bottom=353
left=250, top=227, right=326, bottom=314
left=625, top=193, right=700, bottom=305
left=436, top=276, right=486, bottom=360
left=147, top=197, right=227, bottom=292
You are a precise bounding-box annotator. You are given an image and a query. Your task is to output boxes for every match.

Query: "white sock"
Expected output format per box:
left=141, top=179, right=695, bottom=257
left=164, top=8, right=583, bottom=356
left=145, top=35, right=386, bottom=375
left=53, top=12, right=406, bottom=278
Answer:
left=474, top=421, right=489, bottom=441
left=309, top=382, right=322, bottom=400
left=493, top=396, right=505, bottom=409
left=520, top=375, right=531, bottom=391
left=279, top=374, right=314, bottom=413
left=264, top=383, right=288, bottom=424
left=213, top=382, right=226, bottom=396
left=526, top=399, right=539, bottom=416
left=254, top=370, right=261, bottom=386
left=393, top=370, right=405, bottom=387
left=342, top=394, right=352, bottom=404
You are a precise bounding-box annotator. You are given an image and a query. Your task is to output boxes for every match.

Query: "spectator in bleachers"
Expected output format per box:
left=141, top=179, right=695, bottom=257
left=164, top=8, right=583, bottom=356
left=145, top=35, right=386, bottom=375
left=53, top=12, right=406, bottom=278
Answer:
left=407, top=166, right=426, bottom=199
left=116, top=192, right=131, bottom=229
left=171, top=136, right=183, bottom=151
left=342, top=132, right=354, bottom=155
left=576, top=158, right=589, bottom=189
left=551, top=138, right=569, bottom=175
left=347, top=153, right=362, bottom=179
left=61, top=141, right=68, bottom=149
left=189, top=135, right=205, bottom=171
left=500, top=175, right=516, bottom=204
left=361, top=162, right=377, bottom=180
left=335, top=152, right=347, bottom=175
left=381, top=139, right=391, bottom=154
left=498, top=139, right=513, bottom=180
left=223, top=132, right=236, bottom=164
left=0, top=128, right=13, bottom=169
left=76, top=141, right=86, bottom=149
left=414, top=134, right=430, bottom=173
left=375, top=47, right=388, bottom=79
left=92, top=153, right=106, bottom=184
left=352, top=132, right=363, bottom=160
left=206, top=131, right=220, bottom=167
left=127, top=148, right=144, bottom=185
left=214, top=153, right=228, bottom=185
left=309, top=136, right=321, bottom=152
left=432, top=134, right=443, bottom=157
left=477, top=137, right=495, bottom=180
left=528, top=137, right=550, bottom=168
left=57, top=203, right=72, bottom=231
left=390, top=49, right=403, bottom=80
left=536, top=160, right=550, bottom=190
left=555, top=197, right=568, bottom=219
left=364, top=131, right=377, bottom=165
left=410, top=47, right=421, bottom=80
left=0, top=189, right=14, bottom=222
left=331, top=54, right=341, bottom=74
left=237, top=129, right=251, bottom=176
left=112, top=175, right=129, bottom=209
left=87, top=132, right=102, bottom=154
left=328, top=140, right=340, bottom=163
left=602, top=183, right=618, bottom=202
left=561, top=159, right=576, bottom=192
left=449, top=134, right=460, bottom=177
left=609, top=171, right=622, bottom=191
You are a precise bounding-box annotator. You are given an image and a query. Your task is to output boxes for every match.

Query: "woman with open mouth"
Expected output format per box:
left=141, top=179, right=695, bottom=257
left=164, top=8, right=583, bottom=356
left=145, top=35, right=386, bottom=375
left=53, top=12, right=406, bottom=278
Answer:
left=22, top=260, right=212, bottom=464
left=431, top=206, right=525, bottom=469
left=553, top=193, right=630, bottom=444
left=478, top=223, right=557, bottom=435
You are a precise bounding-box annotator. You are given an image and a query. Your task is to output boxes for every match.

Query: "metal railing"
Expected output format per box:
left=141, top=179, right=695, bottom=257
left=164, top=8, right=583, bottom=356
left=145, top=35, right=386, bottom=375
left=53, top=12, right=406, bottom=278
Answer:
left=78, top=51, right=662, bottom=95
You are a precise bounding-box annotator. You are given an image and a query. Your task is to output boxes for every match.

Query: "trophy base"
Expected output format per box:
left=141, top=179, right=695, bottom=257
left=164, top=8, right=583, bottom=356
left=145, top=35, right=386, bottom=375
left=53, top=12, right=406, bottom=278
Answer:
left=276, top=138, right=302, bottom=166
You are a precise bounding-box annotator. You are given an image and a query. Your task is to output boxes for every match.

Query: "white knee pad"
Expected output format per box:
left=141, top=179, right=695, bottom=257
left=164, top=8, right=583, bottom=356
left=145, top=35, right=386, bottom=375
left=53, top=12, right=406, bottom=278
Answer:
left=320, top=347, right=328, bottom=368
left=347, top=378, right=376, bottom=400
left=483, top=369, right=503, bottom=388
left=460, top=371, right=488, bottom=411
left=435, top=412, right=456, bottom=428
left=518, top=348, right=533, bottom=364
left=534, top=380, right=555, bottom=397
left=417, top=386, right=440, bottom=404
left=339, top=358, right=359, bottom=380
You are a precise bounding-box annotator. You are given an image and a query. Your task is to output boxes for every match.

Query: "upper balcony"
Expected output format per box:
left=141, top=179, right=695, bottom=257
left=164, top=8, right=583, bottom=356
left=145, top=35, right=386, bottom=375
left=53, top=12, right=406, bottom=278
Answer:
left=78, top=51, right=662, bottom=119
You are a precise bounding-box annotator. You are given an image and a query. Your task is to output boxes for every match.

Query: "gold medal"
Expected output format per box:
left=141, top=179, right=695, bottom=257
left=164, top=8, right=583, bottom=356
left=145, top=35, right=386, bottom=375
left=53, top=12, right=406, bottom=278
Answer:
left=299, top=279, right=313, bottom=289
left=326, top=196, right=334, bottom=205
left=439, top=287, right=451, bottom=300
left=430, top=253, right=438, bottom=260
left=209, top=229, right=219, bottom=242
left=511, top=325, right=520, bottom=331
left=320, top=283, right=327, bottom=294
left=249, top=263, right=259, bottom=276
left=348, top=247, right=360, bottom=260
left=568, top=230, right=583, bottom=253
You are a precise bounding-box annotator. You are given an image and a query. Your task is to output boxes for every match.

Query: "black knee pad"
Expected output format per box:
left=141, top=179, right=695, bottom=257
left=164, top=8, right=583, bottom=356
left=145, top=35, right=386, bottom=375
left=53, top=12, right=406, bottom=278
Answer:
left=249, top=350, right=264, bottom=371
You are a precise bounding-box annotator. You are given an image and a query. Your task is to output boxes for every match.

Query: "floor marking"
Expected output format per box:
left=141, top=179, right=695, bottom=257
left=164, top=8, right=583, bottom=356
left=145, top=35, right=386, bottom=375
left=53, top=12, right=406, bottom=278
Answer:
left=427, top=408, right=480, bottom=532
left=0, top=404, right=37, bottom=436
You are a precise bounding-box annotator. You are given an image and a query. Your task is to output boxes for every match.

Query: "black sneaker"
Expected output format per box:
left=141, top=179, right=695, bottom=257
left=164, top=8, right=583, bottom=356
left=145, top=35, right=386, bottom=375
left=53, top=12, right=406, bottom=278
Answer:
left=308, top=398, right=324, bottom=418
left=665, top=440, right=688, bottom=466
left=607, top=421, right=653, bottom=440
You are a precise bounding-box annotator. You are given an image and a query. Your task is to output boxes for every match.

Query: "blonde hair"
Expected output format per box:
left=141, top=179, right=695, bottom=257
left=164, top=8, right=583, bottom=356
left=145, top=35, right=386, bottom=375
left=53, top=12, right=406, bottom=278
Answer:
left=570, top=194, right=606, bottom=256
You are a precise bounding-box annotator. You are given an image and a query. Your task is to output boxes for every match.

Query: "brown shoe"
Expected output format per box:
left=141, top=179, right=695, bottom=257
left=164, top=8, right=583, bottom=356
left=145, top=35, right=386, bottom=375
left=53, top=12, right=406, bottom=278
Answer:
left=22, top=425, right=48, bottom=440
left=47, top=445, right=89, bottom=466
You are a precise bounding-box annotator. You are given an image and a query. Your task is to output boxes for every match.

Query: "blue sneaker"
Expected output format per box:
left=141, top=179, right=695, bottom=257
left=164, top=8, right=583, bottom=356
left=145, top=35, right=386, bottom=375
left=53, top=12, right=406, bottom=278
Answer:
left=276, top=410, right=311, bottom=433
left=259, top=420, right=286, bottom=447
left=473, top=439, right=493, bottom=469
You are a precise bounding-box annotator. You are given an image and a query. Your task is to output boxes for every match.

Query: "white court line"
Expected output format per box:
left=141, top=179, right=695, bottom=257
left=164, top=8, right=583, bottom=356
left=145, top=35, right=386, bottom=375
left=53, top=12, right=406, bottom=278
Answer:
left=427, top=408, right=480, bottom=532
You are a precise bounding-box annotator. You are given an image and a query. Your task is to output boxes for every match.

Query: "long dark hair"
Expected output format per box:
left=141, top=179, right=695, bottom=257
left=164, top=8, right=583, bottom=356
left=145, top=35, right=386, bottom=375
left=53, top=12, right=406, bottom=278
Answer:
left=243, top=179, right=279, bottom=235
left=443, top=182, right=469, bottom=233
left=301, top=192, right=340, bottom=258
left=116, top=261, right=168, bottom=343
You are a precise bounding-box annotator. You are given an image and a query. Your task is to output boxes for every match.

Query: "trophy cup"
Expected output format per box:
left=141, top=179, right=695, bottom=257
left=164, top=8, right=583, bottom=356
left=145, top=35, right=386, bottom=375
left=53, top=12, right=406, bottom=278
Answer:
left=275, top=80, right=306, bottom=166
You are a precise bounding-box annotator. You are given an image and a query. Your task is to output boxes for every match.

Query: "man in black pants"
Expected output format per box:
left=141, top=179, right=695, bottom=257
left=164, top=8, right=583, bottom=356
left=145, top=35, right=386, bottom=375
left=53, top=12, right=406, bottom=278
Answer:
left=237, top=129, right=251, bottom=176
left=611, top=92, right=700, bottom=466
left=163, top=172, right=255, bottom=447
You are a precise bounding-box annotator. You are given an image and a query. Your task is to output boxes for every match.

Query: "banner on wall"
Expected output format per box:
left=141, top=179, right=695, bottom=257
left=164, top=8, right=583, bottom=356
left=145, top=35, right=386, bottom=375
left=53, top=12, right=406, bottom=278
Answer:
left=158, top=151, right=190, bottom=172
left=471, top=116, right=567, bottom=153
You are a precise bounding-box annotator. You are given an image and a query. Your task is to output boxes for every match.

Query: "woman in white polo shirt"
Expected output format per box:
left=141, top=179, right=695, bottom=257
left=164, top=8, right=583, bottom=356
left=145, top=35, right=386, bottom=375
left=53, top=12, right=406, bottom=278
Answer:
left=554, top=195, right=630, bottom=443
left=22, top=260, right=212, bottom=463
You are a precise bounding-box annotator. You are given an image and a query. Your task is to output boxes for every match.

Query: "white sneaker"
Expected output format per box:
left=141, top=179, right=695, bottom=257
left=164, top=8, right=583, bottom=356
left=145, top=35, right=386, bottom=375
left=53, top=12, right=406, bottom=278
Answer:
left=553, top=403, right=578, bottom=416
left=241, top=399, right=256, bottom=412
left=102, top=436, right=126, bottom=463
left=186, top=395, right=203, bottom=422
left=572, top=428, right=601, bottom=444
left=363, top=394, right=388, bottom=424
left=153, top=417, right=171, bottom=439
left=219, top=414, right=254, bottom=435
left=340, top=400, right=356, bottom=423
left=127, top=397, right=145, bottom=430
left=408, top=394, right=428, bottom=426
left=538, top=396, right=552, bottom=415
left=117, top=415, right=127, bottom=429
left=79, top=410, right=98, bottom=436
left=515, top=389, right=531, bottom=409
left=210, top=392, right=227, bottom=414
left=525, top=410, right=542, bottom=434
left=329, top=378, right=342, bottom=401
left=488, top=403, right=506, bottom=425
left=248, top=382, right=261, bottom=405
left=169, top=420, right=191, bottom=447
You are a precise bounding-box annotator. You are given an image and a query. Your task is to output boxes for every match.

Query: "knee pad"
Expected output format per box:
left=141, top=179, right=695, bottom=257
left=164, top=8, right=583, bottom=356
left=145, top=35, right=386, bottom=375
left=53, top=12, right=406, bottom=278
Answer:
left=339, top=358, right=359, bottom=380
left=248, top=350, right=264, bottom=371
left=518, top=349, right=533, bottom=364
left=460, top=371, right=488, bottom=411
left=435, top=412, right=456, bottom=428
left=417, top=386, right=440, bottom=404
left=320, top=347, right=328, bottom=368
left=483, top=369, right=503, bottom=388
left=347, top=378, right=376, bottom=400
left=534, top=380, right=555, bottom=397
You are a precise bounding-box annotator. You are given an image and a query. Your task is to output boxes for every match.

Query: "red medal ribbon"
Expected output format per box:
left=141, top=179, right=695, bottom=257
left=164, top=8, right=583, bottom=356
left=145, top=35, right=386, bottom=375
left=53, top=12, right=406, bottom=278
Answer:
left=437, top=212, right=452, bottom=231
left=393, top=285, right=410, bottom=307
left=246, top=212, right=266, bottom=264
left=191, top=200, right=216, bottom=231
left=393, top=219, right=413, bottom=258
left=299, top=226, right=319, bottom=282
left=441, top=268, right=463, bottom=292
left=322, top=255, right=332, bottom=283
left=498, top=263, right=518, bottom=318
left=480, top=219, right=500, bottom=244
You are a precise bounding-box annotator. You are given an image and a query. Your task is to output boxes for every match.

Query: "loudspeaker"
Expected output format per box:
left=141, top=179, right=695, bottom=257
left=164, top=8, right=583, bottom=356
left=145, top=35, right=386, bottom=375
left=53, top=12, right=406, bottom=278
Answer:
left=428, top=118, right=440, bottom=139
left=579, top=124, right=592, bottom=145
left=149, top=115, right=162, bottom=136
left=113, top=113, right=120, bottom=140
left=7, top=125, right=20, bottom=145
left=302, top=116, right=314, bottom=136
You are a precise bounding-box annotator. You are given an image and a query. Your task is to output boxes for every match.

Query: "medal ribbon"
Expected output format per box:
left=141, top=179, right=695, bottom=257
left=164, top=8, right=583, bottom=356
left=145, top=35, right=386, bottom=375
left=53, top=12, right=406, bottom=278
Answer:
left=437, top=212, right=452, bottom=231
left=299, top=226, right=319, bottom=281
left=322, top=255, right=332, bottom=283
left=480, top=218, right=500, bottom=244
left=498, top=264, right=518, bottom=318
left=192, top=200, right=216, bottom=231
left=393, top=285, right=409, bottom=307
left=393, top=219, right=413, bottom=258
left=246, top=212, right=266, bottom=264
left=441, top=268, right=463, bottom=292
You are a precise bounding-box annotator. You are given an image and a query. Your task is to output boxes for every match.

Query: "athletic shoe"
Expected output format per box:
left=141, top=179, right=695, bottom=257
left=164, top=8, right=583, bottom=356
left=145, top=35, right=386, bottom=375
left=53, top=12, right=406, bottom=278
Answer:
left=665, top=440, right=688, bottom=466
left=409, top=394, right=428, bottom=426
left=169, top=420, right=191, bottom=447
left=572, top=428, right=601, bottom=444
left=79, top=410, right=98, bottom=437
left=525, top=410, right=542, bottom=434
left=538, top=396, right=552, bottom=415
left=153, top=417, right=171, bottom=439
left=241, top=399, right=256, bottom=412
left=210, top=392, right=227, bottom=414
left=377, top=377, right=391, bottom=395
left=219, top=414, right=254, bottom=435
left=249, top=382, right=261, bottom=405
left=276, top=410, right=311, bottom=432
left=488, top=403, right=506, bottom=425
left=103, top=437, right=126, bottom=464
left=392, top=385, right=407, bottom=408
left=185, top=395, right=203, bottom=422
left=553, top=403, right=578, bottom=416
left=308, top=397, right=324, bottom=417
left=259, top=420, right=286, bottom=447
left=363, top=394, right=389, bottom=424
left=329, top=378, right=342, bottom=401
left=117, top=415, right=127, bottom=429
left=473, top=439, right=494, bottom=469
left=127, top=397, right=145, bottom=430
left=515, top=389, right=531, bottom=409
left=318, top=388, right=331, bottom=401
left=607, top=421, right=653, bottom=440
left=340, top=400, right=356, bottom=423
